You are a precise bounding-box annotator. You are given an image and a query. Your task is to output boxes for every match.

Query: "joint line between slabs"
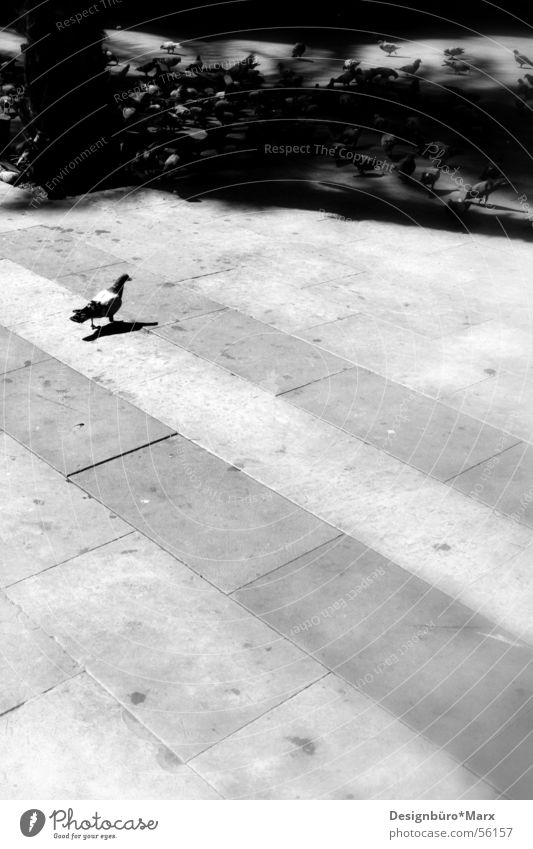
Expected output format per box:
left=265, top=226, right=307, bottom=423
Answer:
left=66, top=432, right=177, bottom=478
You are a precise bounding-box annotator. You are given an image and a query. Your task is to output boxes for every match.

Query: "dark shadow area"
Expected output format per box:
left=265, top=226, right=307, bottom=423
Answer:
left=82, top=320, right=158, bottom=342
left=148, top=157, right=533, bottom=241
left=2, top=0, right=533, bottom=240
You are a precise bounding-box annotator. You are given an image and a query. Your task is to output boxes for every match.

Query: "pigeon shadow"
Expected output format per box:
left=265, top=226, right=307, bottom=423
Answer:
left=83, top=320, right=158, bottom=342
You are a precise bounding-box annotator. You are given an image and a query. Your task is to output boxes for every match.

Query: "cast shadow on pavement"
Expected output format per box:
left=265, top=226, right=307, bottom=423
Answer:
left=83, top=320, right=158, bottom=342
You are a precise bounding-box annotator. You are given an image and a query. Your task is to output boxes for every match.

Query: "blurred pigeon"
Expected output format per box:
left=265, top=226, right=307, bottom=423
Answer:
left=378, top=40, right=398, bottom=56
left=160, top=41, right=182, bottom=53
left=466, top=177, right=508, bottom=205
left=420, top=168, right=440, bottom=194
left=399, top=58, right=422, bottom=75
left=513, top=49, right=533, bottom=68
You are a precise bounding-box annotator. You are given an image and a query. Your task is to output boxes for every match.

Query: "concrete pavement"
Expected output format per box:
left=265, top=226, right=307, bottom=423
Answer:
left=1, top=165, right=533, bottom=800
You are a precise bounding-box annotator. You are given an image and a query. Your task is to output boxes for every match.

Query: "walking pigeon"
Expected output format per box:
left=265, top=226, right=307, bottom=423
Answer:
left=513, top=49, right=533, bottom=68
left=70, top=274, right=131, bottom=330
left=378, top=40, right=398, bottom=56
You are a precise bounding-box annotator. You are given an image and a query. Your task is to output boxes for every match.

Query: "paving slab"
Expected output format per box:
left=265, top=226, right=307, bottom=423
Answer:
left=0, top=357, right=175, bottom=475
left=185, top=266, right=359, bottom=332
left=155, top=309, right=352, bottom=394
left=0, top=226, right=123, bottom=278
left=0, top=673, right=220, bottom=799
left=58, top=264, right=226, bottom=326
left=0, top=326, right=49, bottom=375
left=0, top=591, right=79, bottom=716
left=234, top=535, right=533, bottom=798
left=444, top=372, right=533, bottom=443
left=305, top=224, right=473, bottom=275
left=0, top=431, right=131, bottom=587
left=70, top=437, right=340, bottom=592
left=245, top=243, right=358, bottom=288
left=464, top=543, right=533, bottom=661
left=309, top=274, right=493, bottom=338
left=451, top=443, right=533, bottom=527
left=75, top=218, right=271, bottom=274
left=284, top=366, right=520, bottom=480
left=0, top=259, right=81, bottom=327
left=297, top=314, right=490, bottom=396
left=449, top=321, right=533, bottom=381
left=122, top=238, right=239, bottom=282
left=7, top=534, right=325, bottom=761
left=190, top=674, right=497, bottom=799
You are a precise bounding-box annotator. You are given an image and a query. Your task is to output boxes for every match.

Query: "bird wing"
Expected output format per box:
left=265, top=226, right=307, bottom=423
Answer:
left=93, top=288, right=118, bottom=306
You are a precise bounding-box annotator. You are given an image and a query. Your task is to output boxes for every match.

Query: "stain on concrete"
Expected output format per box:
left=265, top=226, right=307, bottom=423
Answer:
left=287, top=736, right=316, bottom=755
left=157, top=745, right=182, bottom=772
left=434, top=542, right=451, bottom=551
left=130, top=692, right=146, bottom=705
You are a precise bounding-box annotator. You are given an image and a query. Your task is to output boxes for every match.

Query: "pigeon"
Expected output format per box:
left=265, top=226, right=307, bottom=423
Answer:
left=70, top=274, right=131, bottom=329
left=187, top=55, right=204, bottom=73
left=378, top=40, right=398, bottom=56
left=292, top=42, right=307, bottom=58
left=399, top=58, right=422, bottom=75
left=420, top=168, right=440, bottom=194
left=513, top=49, right=533, bottom=68
left=478, top=154, right=504, bottom=180
left=372, top=67, right=399, bottom=81
left=380, top=133, right=397, bottom=155
left=373, top=112, right=388, bottom=130
left=160, top=41, right=182, bottom=54
left=395, top=153, right=417, bottom=179
left=517, top=78, right=531, bottom=100
left=443, top=58, right=470, bottom=74
left=114, top=63, right=131, bottom=81
left=446, top=194, right=472, bottom=221
left=104, top=50, right=119, bottom=66
left=444, top=47, right=464, bottom=58
left=136, top=60, right=157, bottom=77
left=466, top=177, right=507, bottom=205
left=163, top=152, right=180, bottom=171
left=524, top=73, right=533, bottom=86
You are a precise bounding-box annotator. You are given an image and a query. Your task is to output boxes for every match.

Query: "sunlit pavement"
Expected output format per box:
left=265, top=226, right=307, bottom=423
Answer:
left=1, top=26, right=533, bottom=800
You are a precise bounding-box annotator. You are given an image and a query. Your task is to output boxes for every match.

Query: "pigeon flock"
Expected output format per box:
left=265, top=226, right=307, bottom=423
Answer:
left=0, top=34, right=529, bottom=226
